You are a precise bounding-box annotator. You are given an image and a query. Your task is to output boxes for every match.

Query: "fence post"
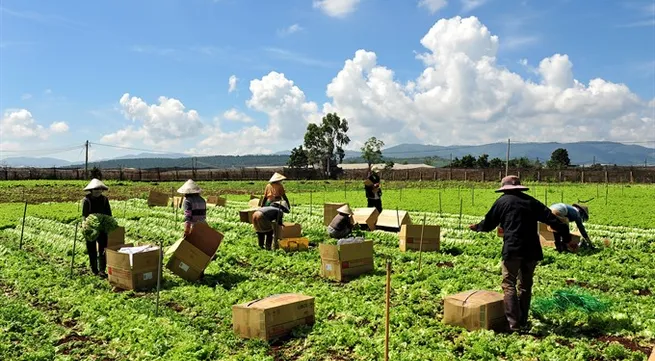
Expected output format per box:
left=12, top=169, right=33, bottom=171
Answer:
left=464, top=171, right=467, bottom=182
left=581, top=170, right=584, bottom=183
left=630, top=171, right=634, bottom=183
left=558, top=171, right=562, bottom=182
left=537, top=171, right=541, bottom=182
left=433, top=171, right=437, bottom=180
left=481, top=171, right=485, bottom=182
left=139, top=168, right=142, bottom=181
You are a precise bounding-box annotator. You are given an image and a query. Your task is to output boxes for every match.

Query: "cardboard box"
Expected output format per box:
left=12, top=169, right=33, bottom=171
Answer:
left=376, top=210, right=412, bottom=231
left=648, top=348, right=655, bottom=361
left=106, top=243, right=160, bottom=291
left=239, top=208, right=258, bottom=223
left=107, top=226, right=126, bottom=248
left=278, top=237, right=309, bottom=252
left=206, top=195, right=227, bottom=207
left=364, top=179, right=374, bottom=187
left=319, top=241, right=374, bottom=282
left=443, top=290, right=508, bottom=331
left=232, top=293, right=315, bottom=341
left=323, top=203, right=347, bottom=226
left=399, top=224, right=441, bottom=252
left=166, top=223, right=223, bottom=281
left=147, top=191, right=169, bottom=207
left=276, top=222, right=302, bottom=239
left=352, top=207, right=379, bottom=231
left=170, top=196, right=183, bottom=208
left=539, top=232, right=581, bottom=250
left=538, top=222, right=555, bottom=241
left=249, top=198, right=262, bottom=208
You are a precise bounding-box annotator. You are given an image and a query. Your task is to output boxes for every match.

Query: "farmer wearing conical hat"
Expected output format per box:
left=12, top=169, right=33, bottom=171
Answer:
left=548, top=203, right=592, bottom=251
left=251, top=201, right=290, bottom=250
left=82, top=178, right=112, bottom=278
left=468, top=175, right=573, bottom=333
left=327, top=204, right=356, bottom=239
left=261, top=172, right=290, bottom=208
left=364, top=165, right=383, bottom=212
left=177, top=179, right=206, bottom=237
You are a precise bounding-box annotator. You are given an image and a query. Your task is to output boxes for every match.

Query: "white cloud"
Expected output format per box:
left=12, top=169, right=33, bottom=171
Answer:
left=100, top=93, right=204, bottom=147
left=313, top=0, right=360, bottom=18
left=0, top=109, right=68, bottom=139
left=277, top=23, right=303, bottom=37
left=223, top=108, right=253, bottom=123
left=228, top=75, right=238, bottom=93
left=21, top=93, right=32, bottom=100
left=418, top=0, right=448, bottom=14
left=461, top=0, right=489, bottom=12
left=502, top=35, right=540, bottom=50
left=49, top=121, right=69, bottom=133
left=314, top=16, right=654, bottom=146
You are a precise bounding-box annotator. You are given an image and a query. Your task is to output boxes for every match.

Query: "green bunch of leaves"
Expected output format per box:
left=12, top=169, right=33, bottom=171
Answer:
left=82, top=213, right=118, bottom=241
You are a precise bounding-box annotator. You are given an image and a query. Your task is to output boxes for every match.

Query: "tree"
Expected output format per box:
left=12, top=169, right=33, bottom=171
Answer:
left=90, top=166, right=102, bottom=179
left=489, top=157, right=504, bottom=168
left=361, top=137, right=385, bottom=169
left=287, top=146, right=309, bottom=168
left=547, top=148, right=571, bottom=169
left=516, top=157, right=533, bottom=169
left=460, top=154, right=476, bottom=168
left=476, top=154, right=490, bottom=169
left=384, top=160, right=395, bottom=170
left=303, top=113, right=351, bottom=177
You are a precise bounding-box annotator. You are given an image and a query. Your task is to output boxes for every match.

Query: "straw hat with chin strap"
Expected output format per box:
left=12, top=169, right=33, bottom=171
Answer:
left=269, top=172, right=287, bottom=183
left=337, top=204, right=353, bottom=216
left=84, top=178, right=109, bottom=191
left=177, top=179, right=202, bottom=194
left=573, top=203, right=589, bottom=221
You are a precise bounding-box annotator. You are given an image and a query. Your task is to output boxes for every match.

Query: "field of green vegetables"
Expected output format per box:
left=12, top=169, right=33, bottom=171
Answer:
left=0, top=180, right=654, bottom=361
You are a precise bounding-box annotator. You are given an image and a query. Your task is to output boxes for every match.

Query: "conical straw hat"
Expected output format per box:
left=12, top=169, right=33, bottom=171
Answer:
left=177, top=179, right=201, bottom=194
left=269, top=172, right=287, bottom=183
left=337, top=204, right=353, bottom=215
left=84, top=178, right=108, bottom=191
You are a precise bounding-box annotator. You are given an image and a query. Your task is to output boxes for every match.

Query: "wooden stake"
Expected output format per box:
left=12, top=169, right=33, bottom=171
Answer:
left=418, top=215, right=426, bottom=271
left=155, top=242, right=163, bottom=316
left=344, top=180, right=347, bottom=200
left=438, top=191, right=442, bottom=216
left=19, top=201, right=27, bottom=250
left=400, top=185, right=403, bottom=202
left=384, top=260, right=391, bottom=361
left=605, top=184, right=608, bottom=206
left=458, top=198, right=463, bottom=230
left=544, top=188, right=548, bottom=205
left=396, top=207, right=400, bottom=230
left=310, top=190, right=313, bottom=215
left=70, top=223, right=78, bottom=278
left=596, top=183, right=599, bottom=198
left=471, top=184, right=474, bottom=206
left=560, top=190, right=564, bottom=203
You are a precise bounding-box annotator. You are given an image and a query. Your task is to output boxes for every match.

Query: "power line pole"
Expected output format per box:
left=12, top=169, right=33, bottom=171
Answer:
left=505, top=138, right=510, bottom=177
left=592, top=156, right=595, bottom=166
left=85, top=140, right=89, bottom=179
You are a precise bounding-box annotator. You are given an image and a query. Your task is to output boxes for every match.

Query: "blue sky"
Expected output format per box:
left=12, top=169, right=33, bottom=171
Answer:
left=1, top=0, right=654, bottom=162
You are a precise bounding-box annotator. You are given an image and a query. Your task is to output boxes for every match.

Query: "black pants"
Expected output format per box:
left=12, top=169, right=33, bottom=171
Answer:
left=367, top=198, right=382, bottom=213
left=86, top=232, right=108, bottom=274
left=501, top=259, right=538, bottom=330
left=257, top=231, right=274, bottom=250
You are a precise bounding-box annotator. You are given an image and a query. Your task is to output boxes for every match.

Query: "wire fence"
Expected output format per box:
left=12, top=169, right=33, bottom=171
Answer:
left=1, top=166, right=654, bottom=183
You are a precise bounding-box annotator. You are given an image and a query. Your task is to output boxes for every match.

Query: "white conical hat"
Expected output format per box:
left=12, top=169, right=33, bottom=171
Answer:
left=337, top=204, right=353, bottom=215
left=84, top=178, right=108, bottom=191
left=177, top=179, right=201, bottom=194
left=269, top=172, right=287, bottom=183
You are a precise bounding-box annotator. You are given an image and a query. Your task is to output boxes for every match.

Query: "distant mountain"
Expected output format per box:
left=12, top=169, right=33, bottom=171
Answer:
left=380, top=141, right=655, bottom=166
left=110, top=152, right=187, bottom=160
left=0, top=157, right=72, bottom=168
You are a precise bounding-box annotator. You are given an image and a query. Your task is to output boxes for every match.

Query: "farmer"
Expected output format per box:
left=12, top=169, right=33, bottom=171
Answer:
left=364, top=165, right=383, bottom=212
left=251, top=201, right=290, bottom=250
left=262, top=172, right=290, bottom=207
left=82, top=178, right=112, bottom=278
left=327, top=204, right=356, bottom=239
left=468, top=175, right=573, bottom=333
left=177, top=179, right=206, bottom=237
left=549, top=203, right=592, bottom=251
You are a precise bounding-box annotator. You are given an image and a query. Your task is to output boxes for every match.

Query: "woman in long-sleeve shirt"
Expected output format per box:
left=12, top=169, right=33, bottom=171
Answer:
left=177, top=180, right=207, bottom=237
left=549, top=203, right=592, bottom=251
left=327, top=204, right=355, bottom=239
left=82, top=178, right=112, bottom=277
left=252, top=201, right=290, bottom=250
left=262, top=172, right=290, bottom=207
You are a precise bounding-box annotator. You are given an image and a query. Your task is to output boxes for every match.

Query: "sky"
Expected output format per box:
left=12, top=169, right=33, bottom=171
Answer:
left=1, top=0, right=654, bottom=163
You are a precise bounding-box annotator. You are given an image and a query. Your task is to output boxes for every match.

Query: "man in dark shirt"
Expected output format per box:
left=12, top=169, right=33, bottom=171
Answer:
left=82, top=178, right=112, bottom=278
left=469, top=175, right=572, bottom=332
left=364, top=165, right=383, bottom=212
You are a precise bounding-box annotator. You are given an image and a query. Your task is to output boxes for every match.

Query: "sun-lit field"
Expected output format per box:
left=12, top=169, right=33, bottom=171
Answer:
left=1, top=180, right=654, bottom=360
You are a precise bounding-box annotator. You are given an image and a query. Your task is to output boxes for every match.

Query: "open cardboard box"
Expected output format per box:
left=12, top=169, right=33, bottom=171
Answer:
left=206, top=195, right=227, bottom=207
left=166, top=223, right=223, bottom=281
left=107, top=226, right=126, bottom=248
left=443, top=290, right=508, bottom=331
left=399, top=224, right=441, bottom=252
left=319, top=240, right=374, bottom=282
left=147, top=191, right=169, bottom=207
left=376, top=210, right=412, bottom=231
left=323, top=203, right=347, bottom=226
left=232, top=293, right=315, bottom=341
left=352, top=207, right=379, bottom=231
left=239, top=208, right=258, bottom=223
left=106, top=243, right=160, bottom=291
left=278, top=237, right=309, bottom=252
left=276, top=222, right=302, bottom=239
left=248, top=198, right=262, bottom=208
